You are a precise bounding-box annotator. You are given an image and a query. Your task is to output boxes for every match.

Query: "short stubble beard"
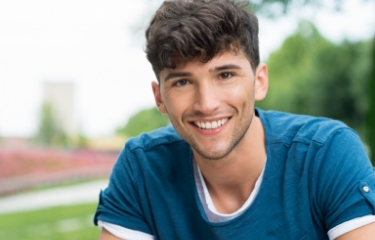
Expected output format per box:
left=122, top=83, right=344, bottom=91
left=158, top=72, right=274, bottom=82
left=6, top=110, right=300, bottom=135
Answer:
left=189, top=108, right=254, bottom=161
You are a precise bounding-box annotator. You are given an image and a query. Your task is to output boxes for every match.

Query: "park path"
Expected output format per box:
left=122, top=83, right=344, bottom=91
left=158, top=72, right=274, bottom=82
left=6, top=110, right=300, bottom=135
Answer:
left=0, top=179, right=108, bottom=215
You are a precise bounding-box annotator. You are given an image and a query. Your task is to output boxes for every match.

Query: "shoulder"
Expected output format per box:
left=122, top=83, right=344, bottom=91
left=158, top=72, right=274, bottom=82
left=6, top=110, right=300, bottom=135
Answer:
left=257, top=108, right=372, bottom=175
left=256, top=108, right=352, bottom=146
left=125, top=125, right=187, bottom=152
left=118, top=126, right=192, bottom=171
left=256, top=109, right=374, bottom=234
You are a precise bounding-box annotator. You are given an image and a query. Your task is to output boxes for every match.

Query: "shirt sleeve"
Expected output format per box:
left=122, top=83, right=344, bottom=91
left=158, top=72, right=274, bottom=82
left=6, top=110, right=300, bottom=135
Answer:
left=98, top=220, right=154, bottom=240
left=314, top=128, right=375, bottom=231
left=327, top=215, right=375, bottom=239
left=94, top=143, right=152, bottom=235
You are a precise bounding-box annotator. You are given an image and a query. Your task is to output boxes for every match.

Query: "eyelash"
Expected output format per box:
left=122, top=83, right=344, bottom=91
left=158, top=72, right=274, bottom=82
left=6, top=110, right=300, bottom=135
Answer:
left=171, top=72, right=234, bottom=87
left=172, top=79, right=190, bottom=87
left=218, top=72, right=234, bottom=79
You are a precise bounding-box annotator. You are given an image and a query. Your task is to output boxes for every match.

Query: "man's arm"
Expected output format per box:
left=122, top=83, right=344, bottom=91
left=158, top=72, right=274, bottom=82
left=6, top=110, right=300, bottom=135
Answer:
left=336, top=222, right=375, bottom=240
left=99, top=228, right=122, bottom=240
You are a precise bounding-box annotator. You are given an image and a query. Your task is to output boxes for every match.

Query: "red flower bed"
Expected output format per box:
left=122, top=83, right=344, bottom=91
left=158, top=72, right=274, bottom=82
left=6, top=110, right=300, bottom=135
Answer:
left=0, top=147, right=118, bottom=195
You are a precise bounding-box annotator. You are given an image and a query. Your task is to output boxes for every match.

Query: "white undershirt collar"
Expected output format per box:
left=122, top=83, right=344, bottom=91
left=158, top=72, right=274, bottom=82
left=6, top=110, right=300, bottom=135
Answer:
left=193, top=157, right=266, bottom=222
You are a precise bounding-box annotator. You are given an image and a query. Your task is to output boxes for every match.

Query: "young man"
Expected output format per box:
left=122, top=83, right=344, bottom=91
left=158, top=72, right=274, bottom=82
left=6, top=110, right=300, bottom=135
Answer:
left=95, top=0, right=375, bottom=239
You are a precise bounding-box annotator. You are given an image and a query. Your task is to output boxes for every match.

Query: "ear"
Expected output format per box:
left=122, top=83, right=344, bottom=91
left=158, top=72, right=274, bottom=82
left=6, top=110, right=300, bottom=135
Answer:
left=254, top=63, right=269, bottom=101
left=151, top=81, right=168, bottom=114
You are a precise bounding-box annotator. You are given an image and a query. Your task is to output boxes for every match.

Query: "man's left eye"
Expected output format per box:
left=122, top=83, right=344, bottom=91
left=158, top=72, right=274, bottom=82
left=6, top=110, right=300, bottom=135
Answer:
left=219, top=72, right=233, bottom=79
left=173, top=79, right=189, bottom=86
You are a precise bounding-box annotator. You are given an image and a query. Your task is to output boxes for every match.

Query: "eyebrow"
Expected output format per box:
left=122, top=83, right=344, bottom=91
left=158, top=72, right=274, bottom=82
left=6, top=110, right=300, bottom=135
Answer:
left=163, top=72, right=192, bottom=82
left=209, top=64, right=242, bottom=72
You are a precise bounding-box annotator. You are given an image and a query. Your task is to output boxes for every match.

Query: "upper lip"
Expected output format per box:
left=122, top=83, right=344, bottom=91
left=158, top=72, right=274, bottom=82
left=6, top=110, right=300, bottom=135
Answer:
left=188, top=116, right=231, bottom=122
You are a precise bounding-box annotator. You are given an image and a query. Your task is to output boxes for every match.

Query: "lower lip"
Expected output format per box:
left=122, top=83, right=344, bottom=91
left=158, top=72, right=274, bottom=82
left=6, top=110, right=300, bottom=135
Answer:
left=191, top=119, right=230, bottom=136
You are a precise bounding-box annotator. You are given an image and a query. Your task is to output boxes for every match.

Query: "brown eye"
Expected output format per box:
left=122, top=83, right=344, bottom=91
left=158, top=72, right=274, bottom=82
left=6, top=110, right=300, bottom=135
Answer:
left=173, top=79, right=189, bottom=86
left=219, top=72, right=233, bottom=79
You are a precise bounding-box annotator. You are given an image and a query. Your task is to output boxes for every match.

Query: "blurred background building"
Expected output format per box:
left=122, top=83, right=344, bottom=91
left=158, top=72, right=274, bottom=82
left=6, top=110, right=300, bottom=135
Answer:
left=43, top=81, right=77, bottom=137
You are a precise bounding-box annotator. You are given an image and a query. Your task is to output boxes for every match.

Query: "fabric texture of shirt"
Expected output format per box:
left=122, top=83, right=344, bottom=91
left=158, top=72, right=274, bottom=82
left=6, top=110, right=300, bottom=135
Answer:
left=98, top=157, right=375, bottom=239
left=94, top=108, right=375, bottom=239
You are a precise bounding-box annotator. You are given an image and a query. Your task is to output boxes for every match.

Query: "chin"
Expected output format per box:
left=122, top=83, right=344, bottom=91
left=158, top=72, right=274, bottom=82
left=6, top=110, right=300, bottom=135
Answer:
left=193, top=146, right=232, bottom=160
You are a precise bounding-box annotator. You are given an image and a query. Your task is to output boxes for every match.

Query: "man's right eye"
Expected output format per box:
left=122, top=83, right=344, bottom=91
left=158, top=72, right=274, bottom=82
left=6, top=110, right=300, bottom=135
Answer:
left=172, top=79, right=189, bottom=87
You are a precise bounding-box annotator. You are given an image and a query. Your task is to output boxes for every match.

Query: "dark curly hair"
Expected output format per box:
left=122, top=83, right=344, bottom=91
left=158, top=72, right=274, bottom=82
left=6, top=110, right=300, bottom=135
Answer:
left=145, top=0, right=259, bottom=81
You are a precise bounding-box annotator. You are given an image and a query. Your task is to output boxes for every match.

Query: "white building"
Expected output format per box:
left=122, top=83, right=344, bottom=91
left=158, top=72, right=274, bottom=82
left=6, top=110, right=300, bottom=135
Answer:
left=43, top=81, right=77, bottom=136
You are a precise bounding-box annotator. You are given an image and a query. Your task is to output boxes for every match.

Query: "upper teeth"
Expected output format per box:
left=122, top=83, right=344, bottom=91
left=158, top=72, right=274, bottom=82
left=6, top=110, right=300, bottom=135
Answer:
left=194, top=118, right=228, bottom=130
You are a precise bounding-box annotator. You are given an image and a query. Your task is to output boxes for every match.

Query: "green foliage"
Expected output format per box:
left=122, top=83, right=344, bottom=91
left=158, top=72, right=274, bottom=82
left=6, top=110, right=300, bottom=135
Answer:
left=34, top=102, right=68, bottom=147
left=249, top=0, right=346, bottom=17
left=116, top=107, right=169, bottom=137
left=77, top=134, right=88, bottom=148
left=366, top=42, right=375, bottom=165
left=257, top=21, right=372, bottom=137
left=69, top=132, right=88, bottom=149
left=0, top=204, right=100, bottom=240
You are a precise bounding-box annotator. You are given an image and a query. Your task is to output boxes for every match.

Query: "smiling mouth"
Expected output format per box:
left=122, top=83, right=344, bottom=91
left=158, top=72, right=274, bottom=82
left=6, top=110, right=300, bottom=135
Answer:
left=193, top=118, right=229, bottom=130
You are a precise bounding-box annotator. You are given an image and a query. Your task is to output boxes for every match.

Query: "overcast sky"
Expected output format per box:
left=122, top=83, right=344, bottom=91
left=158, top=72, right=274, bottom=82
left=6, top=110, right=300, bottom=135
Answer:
left=0, top=0, right=374, bottom=138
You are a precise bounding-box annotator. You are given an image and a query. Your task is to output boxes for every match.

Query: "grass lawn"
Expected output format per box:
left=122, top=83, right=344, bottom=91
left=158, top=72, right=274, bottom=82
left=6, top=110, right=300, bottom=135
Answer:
left=0, top=203, right=101, bottom=240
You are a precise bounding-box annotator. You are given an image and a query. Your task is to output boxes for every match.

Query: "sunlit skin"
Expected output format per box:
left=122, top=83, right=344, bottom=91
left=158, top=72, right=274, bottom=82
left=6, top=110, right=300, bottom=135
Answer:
left=152, top=50, right=269, bottom=213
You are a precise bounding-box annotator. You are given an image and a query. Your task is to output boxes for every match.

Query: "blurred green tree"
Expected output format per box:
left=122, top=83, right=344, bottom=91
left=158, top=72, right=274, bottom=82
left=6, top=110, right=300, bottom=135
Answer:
left=116, top=107, right=169, bottom=137
left=249, top=0, right=350, bottom=17
left=366, top=43, right=375, bottom=163
left=34, top=102, right=67, bottom=147
left=258, top=22, right=371, bottom=126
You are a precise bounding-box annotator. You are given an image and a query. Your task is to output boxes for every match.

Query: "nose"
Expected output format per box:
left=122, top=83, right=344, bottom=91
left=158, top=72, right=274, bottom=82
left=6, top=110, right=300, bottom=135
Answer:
left=193, top=82, right=220, bottom=115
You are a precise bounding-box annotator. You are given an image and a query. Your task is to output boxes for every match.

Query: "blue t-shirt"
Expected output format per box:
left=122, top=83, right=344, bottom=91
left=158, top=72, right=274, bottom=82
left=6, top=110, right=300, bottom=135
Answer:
left=94, top=109, right=375, bottom=239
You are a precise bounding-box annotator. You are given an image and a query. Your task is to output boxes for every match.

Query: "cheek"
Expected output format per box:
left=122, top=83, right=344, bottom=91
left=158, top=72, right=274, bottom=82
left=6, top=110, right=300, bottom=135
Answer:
left=221, top=83, right=253, bottom=102
left=164, top=93, right=192, bottom=116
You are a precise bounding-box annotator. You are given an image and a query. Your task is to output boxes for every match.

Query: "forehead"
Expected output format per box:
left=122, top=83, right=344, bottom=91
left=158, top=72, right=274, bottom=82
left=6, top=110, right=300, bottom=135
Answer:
left=159, top=50, right=251, bottom=82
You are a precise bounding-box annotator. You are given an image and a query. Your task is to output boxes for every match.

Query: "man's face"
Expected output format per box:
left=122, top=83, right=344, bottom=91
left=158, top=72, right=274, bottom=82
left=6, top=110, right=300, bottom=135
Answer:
left=152, top=50, right=267, bottom=160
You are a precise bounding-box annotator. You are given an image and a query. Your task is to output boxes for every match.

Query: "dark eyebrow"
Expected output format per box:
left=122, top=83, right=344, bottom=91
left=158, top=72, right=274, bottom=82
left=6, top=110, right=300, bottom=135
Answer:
left=210, top=64, right=241, bottom=72
left=163, top=72, right=192, bottom=82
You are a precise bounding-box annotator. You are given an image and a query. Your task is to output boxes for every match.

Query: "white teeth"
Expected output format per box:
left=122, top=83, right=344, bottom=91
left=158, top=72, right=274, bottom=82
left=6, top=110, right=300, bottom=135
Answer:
left=194, top=118, right=228, bottom=130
